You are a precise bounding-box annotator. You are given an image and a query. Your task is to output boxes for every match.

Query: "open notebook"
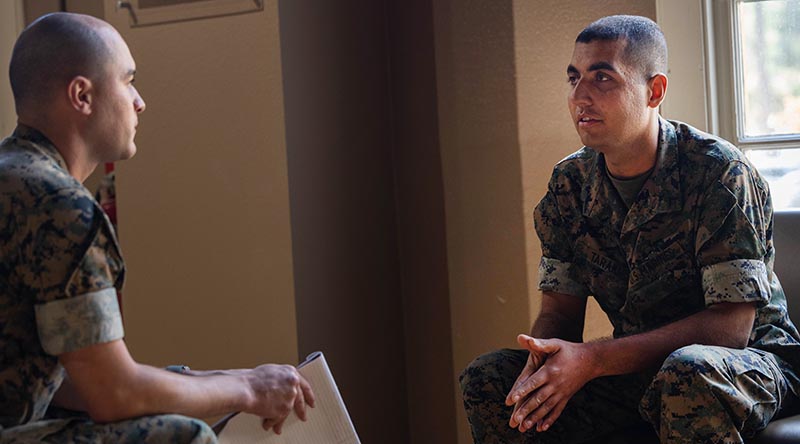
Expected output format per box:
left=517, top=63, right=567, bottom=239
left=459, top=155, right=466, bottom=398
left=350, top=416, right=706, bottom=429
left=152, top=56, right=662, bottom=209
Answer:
left=215, top=352, right=361, bottom=444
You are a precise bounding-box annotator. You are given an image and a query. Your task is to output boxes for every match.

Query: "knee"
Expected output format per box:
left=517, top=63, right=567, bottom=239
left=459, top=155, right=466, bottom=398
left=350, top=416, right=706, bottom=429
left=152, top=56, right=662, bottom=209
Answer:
left=459, top=349, right=523, bottom=402
left=460, top=350, right=504, bottom=393
left=146, top=414, right=217, bottom=444
left=652, top=345, right=727, bottom=394
left=660, top=344, right=722, bottom=375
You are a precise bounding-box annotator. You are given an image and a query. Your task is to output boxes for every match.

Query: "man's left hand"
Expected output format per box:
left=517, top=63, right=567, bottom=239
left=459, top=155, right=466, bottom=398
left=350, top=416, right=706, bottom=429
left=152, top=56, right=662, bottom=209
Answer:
left=508, top=334, right=598, bottom=433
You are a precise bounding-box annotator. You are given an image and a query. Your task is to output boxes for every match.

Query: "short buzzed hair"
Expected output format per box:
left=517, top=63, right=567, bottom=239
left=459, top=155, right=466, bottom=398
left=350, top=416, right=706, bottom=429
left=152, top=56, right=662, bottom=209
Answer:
left=576, top=15, right=667, bottom=81
left=9, top=12, right=111, bottom=112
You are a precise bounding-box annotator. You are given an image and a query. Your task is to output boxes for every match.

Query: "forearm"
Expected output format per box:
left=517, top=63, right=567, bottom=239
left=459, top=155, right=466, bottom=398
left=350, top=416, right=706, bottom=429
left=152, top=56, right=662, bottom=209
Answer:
left=587, top=302, right=756, bottom=378
left=530, top=291, right=587, bottom=343
left=530, top=311, right=583, bottom=343
left=89, top=363, right=252, bottom=423
left=60, top=341, right=256, bottom=423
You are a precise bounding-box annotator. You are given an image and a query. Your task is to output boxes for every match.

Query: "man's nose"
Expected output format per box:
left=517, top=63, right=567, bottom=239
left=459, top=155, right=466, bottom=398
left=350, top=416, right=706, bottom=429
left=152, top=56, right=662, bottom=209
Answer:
left=569, top=79, right=591, bottom=106
left=134, top=94, right=146, bottom=114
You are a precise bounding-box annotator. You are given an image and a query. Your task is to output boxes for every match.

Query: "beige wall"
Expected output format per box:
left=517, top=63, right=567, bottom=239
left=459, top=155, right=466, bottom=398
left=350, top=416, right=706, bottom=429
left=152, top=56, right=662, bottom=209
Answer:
left=657, top=0, right=712, bottom=132
left=100, top=0, right=298, bottom=369
left=0, top=1, right=24, bottom=137
left=277, top=2, right=411, bottom=443
left=431, top=3, right=529, bottom=443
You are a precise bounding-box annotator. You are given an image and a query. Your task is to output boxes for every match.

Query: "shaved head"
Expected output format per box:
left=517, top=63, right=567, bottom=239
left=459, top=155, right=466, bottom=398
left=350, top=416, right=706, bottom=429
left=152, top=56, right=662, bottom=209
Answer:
left=9, top=12, right=113, bottom=112
left=576, top=15, right=667, bottom=82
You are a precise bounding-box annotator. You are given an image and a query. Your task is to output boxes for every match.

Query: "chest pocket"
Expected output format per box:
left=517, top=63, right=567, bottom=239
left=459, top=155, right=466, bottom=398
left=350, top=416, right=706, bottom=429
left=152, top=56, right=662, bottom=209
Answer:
left=623, top=236, right=703, bottom=328
left=572, top=240, right=629, bottom=313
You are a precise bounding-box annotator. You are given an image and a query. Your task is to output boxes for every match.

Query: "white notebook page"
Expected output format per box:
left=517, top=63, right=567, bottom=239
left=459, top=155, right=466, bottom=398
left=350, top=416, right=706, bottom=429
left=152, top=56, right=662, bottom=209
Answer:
left=217, top=352, right=361, bottom=444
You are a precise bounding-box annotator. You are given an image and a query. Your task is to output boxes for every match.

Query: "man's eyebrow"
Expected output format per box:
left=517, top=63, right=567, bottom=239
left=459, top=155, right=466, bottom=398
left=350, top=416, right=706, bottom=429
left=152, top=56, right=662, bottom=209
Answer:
left=567, top=62, right=618, bottom=75
left=587, top=62, right=617, bottom=72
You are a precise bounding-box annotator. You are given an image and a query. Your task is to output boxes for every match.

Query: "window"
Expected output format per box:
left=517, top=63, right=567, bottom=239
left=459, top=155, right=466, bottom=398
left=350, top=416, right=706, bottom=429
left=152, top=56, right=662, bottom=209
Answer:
left=735, top=0, right=800, bottom=141
left=723, top=0, right=800, bottom=209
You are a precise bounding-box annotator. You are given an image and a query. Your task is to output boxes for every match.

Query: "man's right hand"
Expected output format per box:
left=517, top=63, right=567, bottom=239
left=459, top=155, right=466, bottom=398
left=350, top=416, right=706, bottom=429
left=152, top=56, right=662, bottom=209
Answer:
left=504, top=339, right=550, bottom=409
left=245, top=364, right=315, bottom=434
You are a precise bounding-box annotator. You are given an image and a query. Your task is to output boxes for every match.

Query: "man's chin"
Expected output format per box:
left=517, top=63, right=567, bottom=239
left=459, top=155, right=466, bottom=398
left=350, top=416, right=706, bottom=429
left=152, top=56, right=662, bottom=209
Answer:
left=577, top=131, right=606, bottom=148
left=119, top=145, right=137, bottom=161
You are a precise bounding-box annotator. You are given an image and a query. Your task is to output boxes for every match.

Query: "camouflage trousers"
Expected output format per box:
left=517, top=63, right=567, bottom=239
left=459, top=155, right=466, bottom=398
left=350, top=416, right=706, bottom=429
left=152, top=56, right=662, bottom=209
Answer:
left=0, top=413, right=216, bottom=444
left=460, top=345, right=796, bottom=444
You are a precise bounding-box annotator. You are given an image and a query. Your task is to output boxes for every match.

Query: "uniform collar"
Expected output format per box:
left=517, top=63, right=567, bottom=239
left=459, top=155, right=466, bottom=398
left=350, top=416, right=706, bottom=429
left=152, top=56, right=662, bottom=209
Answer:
left=11, top=124, right=69, bottom=172
left=582, top=117, right=683, bottom=234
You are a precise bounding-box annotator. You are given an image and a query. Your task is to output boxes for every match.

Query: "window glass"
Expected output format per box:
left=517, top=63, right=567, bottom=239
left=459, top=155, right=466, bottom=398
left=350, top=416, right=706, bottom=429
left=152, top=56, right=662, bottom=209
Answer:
left=737, top=0, right=800, bottom=139
left=746, top=148, right=800, bottom=209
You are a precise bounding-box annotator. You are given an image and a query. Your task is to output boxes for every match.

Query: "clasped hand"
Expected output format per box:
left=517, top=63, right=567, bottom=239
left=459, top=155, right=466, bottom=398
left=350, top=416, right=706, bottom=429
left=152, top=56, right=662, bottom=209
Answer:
left=505, top=334, right=597, bottom=434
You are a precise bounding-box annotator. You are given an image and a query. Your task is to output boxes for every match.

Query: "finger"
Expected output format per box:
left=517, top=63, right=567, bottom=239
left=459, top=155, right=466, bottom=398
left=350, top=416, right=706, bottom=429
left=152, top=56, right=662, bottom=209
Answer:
left=298, top=374, right=315, bottom=408
left=510, top=392, right=539, bottom=428
left=514, top=389, right=553, bottom=432
left=273, top=417, right=286, bottom=435
left=520, top=393, right=558, bottom=433
left=506, top=369, right=533, bottom=405
left=508, top=374, right=540, bottom=406
left=517, top=334, right=534, bottom=347
left=517, top=335, right=559, bottom=355
left=537, top=399, right=567, bottom=433
left=262, top=418, right=278, bottom=432
left=509, top=391, right=538, bottom=428
left=510, top=366, right=548, bottom=406
left=293, top=386, right=308, bottom=421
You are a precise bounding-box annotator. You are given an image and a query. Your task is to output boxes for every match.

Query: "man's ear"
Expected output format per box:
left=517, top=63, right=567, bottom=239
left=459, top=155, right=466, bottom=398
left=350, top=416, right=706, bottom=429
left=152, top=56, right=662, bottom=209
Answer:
left=67, top=76, right=94, bottom=115
left=647, top=73, right=668, bottom=109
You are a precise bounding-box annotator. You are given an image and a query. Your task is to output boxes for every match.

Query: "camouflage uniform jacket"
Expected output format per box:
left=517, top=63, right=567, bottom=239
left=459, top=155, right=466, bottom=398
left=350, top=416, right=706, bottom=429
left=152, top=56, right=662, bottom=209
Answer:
left=0, top=125, right=125, bottom=429
left=535, top=118, right=800, bottom=395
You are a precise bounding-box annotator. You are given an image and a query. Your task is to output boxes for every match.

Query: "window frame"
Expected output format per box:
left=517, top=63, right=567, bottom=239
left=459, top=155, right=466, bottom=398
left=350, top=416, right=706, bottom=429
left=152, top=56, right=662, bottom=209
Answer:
left=709, top=0, right=800, bottom=152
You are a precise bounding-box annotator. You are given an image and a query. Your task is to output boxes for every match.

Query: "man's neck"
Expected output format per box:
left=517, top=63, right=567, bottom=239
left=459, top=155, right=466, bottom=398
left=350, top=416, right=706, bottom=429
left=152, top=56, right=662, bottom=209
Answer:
left=603, top=119, right=660, bottom=179
left=17, top=117, right=98, bottom=183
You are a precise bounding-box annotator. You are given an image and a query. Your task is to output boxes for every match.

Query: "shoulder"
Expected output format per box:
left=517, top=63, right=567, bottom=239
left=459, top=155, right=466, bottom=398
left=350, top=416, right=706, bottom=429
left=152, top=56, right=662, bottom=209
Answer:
left=0, top=138, right=99, bottom=243
left=668, top=120, right=766, bottom=190
left=669, top=120, right=749, bottom=167
left=0, top=138, right=93, bottom=208
left=551, top=146, right=597, bottom=183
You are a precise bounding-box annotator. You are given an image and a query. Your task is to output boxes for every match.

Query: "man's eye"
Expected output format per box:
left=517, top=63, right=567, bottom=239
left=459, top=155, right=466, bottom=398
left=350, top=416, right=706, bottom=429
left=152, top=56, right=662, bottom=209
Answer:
left=567, top=76, right=578, bottom=85
left=596, top=72, right=610, bottom=81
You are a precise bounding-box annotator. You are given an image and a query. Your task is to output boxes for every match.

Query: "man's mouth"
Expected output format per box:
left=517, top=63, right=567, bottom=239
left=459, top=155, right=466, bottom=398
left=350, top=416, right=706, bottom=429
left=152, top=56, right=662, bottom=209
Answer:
left=577, top=116, right=602, bottom=127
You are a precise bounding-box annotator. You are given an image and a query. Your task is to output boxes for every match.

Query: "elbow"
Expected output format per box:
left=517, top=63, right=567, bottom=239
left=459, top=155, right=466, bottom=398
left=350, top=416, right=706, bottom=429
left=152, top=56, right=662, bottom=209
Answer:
left=85, top=402, right=130, bottom=424
left=721, top=332, right=750, bottom=350
left=708, top=302, right=756, bottom=349
left=83, top=387, right=143, bottom=423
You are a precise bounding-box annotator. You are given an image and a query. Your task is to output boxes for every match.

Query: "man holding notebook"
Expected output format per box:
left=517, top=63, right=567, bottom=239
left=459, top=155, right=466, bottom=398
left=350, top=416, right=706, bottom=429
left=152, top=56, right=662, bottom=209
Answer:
left=0, top=12, right=314, bottom=443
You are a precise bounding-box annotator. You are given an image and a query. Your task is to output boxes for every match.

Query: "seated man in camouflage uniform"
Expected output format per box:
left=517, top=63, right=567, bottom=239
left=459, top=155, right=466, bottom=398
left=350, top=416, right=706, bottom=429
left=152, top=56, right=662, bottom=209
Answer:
left=461, top=15, right=800, bottom=444
left=0, top=12, right=314, bottom=443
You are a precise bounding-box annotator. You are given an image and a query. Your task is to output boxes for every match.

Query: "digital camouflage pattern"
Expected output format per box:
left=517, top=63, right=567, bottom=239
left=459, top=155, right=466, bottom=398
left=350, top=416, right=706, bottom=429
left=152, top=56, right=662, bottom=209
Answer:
left=462, top=119, right=800, bottom=443
left=0, top=126, right=214, bottom=442
left=461, top=346, right=792, bottom=444
left=0, top=413, right=216, bottom=443
left=641, top=344, right=790, bottom=443
left=461, top=348, right=657, bottom=444
left=535, top=118, right=800, bottom=384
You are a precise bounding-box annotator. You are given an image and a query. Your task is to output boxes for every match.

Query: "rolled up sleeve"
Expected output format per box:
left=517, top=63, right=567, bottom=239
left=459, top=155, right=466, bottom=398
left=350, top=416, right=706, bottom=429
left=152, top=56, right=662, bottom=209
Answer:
left=35, top=287, right=124, bottom=355
left=696, top=160, right=772, bottom=308
left=701, top=259, right=771, bottom=307
left=538, top=256, right=590, bottom=298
